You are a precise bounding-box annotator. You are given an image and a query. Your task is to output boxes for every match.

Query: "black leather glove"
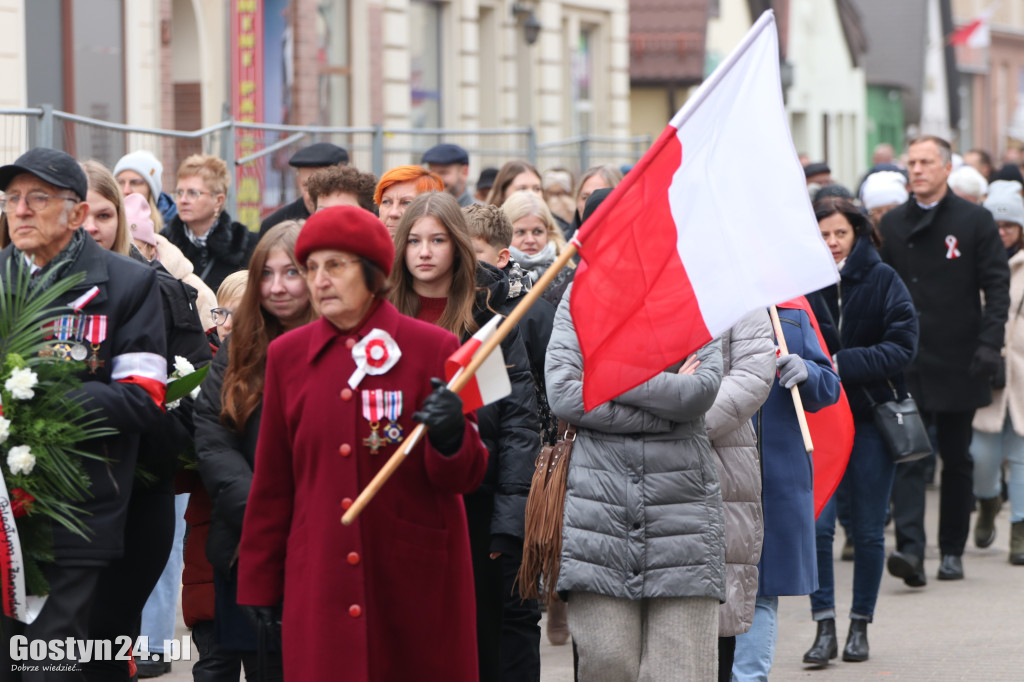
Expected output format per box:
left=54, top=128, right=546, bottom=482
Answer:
left=240, top=605, right=282, bottom=643
left=413, top=378, right=465, bottom=456
left=969, top=344, right=1002, bottom=379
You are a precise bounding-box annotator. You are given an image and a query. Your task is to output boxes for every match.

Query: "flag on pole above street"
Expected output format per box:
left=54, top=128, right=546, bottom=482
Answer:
left=948, top=4, right=996, bottom=49
left=570, top=10, right=839, bottom=411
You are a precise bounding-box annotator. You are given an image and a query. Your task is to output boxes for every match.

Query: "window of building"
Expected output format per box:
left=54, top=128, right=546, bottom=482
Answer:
left=26, top=0, right=126, bottom=162
left=572, top=25, right=594, bottom=136
left=317, top=0, right=351, bottom=126
left=410, top=0, right=443, bottom=128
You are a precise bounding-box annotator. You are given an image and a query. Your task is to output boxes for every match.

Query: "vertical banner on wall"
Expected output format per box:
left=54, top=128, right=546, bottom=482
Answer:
left=231, top=0, right=265, bottom=230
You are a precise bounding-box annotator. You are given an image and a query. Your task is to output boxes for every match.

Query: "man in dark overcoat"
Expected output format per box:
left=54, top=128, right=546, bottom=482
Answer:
left=878, top=135, right=1010, bottom=585
left=0, top=148, right=168, bottom=680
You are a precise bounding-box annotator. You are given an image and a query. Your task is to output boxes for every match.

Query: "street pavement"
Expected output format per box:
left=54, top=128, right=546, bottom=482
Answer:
left=161, top=482, right=1024, bottom=680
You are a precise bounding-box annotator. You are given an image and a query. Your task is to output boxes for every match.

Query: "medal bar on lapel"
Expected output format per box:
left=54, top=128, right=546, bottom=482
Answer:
left=361, top=389, right=385, bottom=455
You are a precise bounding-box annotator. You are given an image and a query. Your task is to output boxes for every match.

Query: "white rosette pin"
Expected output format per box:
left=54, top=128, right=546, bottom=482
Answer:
left=348, top=329, right=402, bottom=389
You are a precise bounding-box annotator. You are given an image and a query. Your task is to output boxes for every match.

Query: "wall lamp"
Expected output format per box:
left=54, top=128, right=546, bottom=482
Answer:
left=511, top=3, right=542, bottom=45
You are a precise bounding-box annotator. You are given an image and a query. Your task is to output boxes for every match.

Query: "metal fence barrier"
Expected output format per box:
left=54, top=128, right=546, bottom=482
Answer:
left=0, top=107, right=652, bottom=231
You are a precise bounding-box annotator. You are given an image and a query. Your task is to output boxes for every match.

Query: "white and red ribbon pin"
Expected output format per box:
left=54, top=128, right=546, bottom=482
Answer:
left=945, top=235, right=961, bottom=260
left=348, top=329, right=402, bottom=388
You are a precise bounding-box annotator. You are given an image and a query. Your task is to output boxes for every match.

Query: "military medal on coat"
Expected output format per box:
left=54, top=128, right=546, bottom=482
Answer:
left=83, top=314, right=107, bottom=374
left=41, top=287, right=106, bottom=370
left=361, top=389, right=403, bottom=454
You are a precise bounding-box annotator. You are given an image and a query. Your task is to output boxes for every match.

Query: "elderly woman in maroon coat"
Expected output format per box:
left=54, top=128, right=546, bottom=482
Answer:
left=237, top=205, right=489, bottom=681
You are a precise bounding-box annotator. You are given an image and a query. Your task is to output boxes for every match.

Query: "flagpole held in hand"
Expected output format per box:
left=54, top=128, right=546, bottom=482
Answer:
left=769, top=305, right=814, bottom=454
left=340, top=243, right=580, bottom=526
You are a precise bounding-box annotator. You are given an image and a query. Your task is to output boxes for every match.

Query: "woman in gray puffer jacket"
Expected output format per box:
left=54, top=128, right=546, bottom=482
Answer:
left=705, top=310, right=776, bottom=680
left=546, top=283, right=726, bottom=681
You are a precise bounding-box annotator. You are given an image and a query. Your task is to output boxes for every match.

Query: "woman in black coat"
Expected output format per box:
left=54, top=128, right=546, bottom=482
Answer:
left=388, top=192, right=543, bottom=681
left=193, top=222, right=315, bottom=680
left=802, top=198, right=919, bottom=667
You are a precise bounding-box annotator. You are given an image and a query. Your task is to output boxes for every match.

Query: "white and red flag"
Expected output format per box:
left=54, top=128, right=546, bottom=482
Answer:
left=949, top=4, right=997, bottom=48
left=445, top=314, right=511, bottom=413
left=570, top=10, right=838, bottom=410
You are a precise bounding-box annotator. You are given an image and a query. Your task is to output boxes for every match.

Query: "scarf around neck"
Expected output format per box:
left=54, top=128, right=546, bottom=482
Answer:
left=509, top=242, right=557, bottom=282
left=15, top=227, right=87, bottom=293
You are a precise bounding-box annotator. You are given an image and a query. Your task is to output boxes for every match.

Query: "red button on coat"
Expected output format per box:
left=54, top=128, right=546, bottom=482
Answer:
left=345, top=338, right=357, bottom=350
left=347, top=552, right=360, bottom=565
left=349, top=604, right=362, bottom=618
left=339, top=443, right=352, bottom=456
left=341, top=497, right=353, bottom=510
left=340, top=388, right=353, bottom=401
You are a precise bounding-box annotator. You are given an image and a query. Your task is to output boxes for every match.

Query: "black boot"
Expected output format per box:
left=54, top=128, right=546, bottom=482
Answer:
left=802, top=618, right=838, bottom=668
left=974, top=496, right=1002, bottom=548
left=1010, top=521, right=1024, bottom=565
left=842, top=619, right=869, bottom=662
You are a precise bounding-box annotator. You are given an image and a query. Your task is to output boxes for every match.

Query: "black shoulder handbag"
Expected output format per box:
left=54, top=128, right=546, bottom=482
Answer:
left=863, top=383, right=932, bottom=463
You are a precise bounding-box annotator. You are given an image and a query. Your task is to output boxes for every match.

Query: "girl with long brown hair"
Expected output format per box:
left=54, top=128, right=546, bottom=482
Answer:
left=388, top=191, right=543, bottom=681
left=486, top=159, right=544, bottom=207
left=81, top=159, right=134, bottom=256
left=193, top=221, right=314, bottom=680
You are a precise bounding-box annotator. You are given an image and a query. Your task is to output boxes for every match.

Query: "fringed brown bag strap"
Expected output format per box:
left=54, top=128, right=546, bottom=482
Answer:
left=518, top=420, right=576, bottom=604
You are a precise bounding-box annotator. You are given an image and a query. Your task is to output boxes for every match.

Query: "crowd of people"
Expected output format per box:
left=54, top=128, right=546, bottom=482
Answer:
left=0, top=133, right=1017, bottom=682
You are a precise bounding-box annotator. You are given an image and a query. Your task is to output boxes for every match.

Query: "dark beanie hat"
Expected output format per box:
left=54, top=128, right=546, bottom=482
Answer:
left=295, top=206, right=395, bottom=275
left=995, top=163, right=1024, bottom=185
left=812, top=183, right=854, bottom=203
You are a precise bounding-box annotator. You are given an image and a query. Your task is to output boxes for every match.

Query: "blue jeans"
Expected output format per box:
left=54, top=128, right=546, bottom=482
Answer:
left=731, top=595, right=778, bottom=682
left=810, top=420, right=894, bottom=621
left=140, top=493, right=188, bottom=652
left=972, top=416, right=1024, bottom=523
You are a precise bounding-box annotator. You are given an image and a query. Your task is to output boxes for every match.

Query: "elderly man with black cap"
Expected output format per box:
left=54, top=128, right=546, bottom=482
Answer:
left=0, top=148, right=168, bottom=680
left=259, top=142, right=349, bottom=235
left=422, top=142, right=479, bottom=207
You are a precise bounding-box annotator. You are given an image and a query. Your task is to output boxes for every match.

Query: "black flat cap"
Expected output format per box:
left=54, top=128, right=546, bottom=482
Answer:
left=476, top=167, right=498, bottom=190
left=804, top=162, right=830, bottom=178
left=289, top=142, right=349, bottom=167
left=422, top=143, right=469, bottom=166
left=0, top=148, right=88, bottom=201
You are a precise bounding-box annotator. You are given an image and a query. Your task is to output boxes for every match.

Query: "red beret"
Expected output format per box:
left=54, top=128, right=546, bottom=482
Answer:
left=295, top=206, right=395, bottom=276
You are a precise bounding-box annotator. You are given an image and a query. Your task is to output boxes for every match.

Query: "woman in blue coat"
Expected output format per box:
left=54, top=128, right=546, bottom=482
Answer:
left=802, top=197, right=918, bottom=668
left=732, top=302, right=842, bottom=681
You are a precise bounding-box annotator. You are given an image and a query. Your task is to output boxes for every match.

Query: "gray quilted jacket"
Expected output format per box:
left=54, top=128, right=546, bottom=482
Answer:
left=706, top=310, right=775, bottom=636
left=546, top=285, right=726, bottom=601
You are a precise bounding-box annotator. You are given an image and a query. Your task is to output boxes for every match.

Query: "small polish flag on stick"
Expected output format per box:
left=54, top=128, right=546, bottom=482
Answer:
left=445, top=314, right=512, bottom=412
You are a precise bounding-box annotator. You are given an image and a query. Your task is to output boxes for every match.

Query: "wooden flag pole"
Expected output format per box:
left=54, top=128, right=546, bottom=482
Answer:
left=768, top=305, right=814, bottom=454
left=341, top=243, right=581, bottom=526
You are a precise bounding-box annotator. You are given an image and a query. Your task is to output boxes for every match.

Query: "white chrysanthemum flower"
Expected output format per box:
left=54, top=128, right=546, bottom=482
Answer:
left=7, top=444, right=36, bottom=475
left=173, top=356, right=195, bottom=377
left=5, top=368, right=38, bottom=400
left=0, top=416, right=10, bottom=445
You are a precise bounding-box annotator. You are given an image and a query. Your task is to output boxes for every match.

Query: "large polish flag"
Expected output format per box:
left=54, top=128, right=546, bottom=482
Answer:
left=445, top=314, right=512, bottom=412
left=571, top=10, right=838, bottom=411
